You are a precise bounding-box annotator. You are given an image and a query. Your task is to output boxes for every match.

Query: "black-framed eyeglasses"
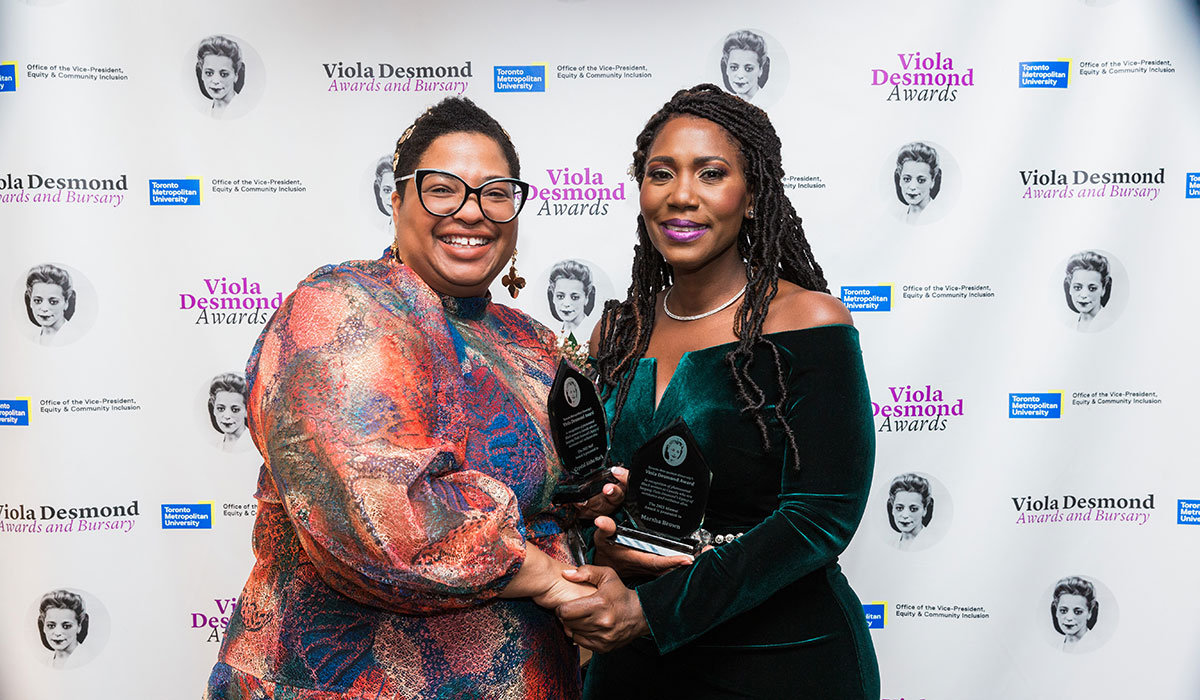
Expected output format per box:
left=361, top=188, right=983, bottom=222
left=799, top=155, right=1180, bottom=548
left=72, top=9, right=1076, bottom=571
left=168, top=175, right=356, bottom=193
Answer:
left=396, top=169, right=530, bottom=224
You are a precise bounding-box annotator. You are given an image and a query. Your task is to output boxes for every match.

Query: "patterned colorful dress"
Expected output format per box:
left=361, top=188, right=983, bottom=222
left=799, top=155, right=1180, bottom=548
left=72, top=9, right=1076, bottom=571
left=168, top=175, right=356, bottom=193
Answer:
left=205, top=251, right=580, bottom=699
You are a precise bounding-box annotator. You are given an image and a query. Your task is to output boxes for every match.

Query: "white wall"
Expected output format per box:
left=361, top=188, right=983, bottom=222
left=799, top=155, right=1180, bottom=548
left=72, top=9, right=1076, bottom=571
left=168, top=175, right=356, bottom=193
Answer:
left=2, top=1, right=1198, bottom=698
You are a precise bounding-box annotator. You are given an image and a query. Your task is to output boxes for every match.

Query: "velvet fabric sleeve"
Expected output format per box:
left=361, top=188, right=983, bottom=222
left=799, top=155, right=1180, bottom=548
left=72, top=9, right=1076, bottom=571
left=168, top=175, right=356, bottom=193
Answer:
left=633, top=327, right=875, bottom=653
left=246, top=265, right=527, bottom=615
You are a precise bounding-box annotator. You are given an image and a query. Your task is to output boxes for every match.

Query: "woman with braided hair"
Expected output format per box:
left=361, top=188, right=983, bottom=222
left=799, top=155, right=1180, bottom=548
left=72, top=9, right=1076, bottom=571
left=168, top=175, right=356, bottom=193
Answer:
left=556, top=84, right=879, bottom=698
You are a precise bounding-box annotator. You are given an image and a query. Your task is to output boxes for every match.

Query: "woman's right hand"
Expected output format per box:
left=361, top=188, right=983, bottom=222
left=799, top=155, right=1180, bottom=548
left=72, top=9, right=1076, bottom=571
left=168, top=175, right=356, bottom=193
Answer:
left=592, top=515, right=694, bottom=578
left=532, top=576, right=597, bottom=609
left=501, top=544, right=596, bottom=609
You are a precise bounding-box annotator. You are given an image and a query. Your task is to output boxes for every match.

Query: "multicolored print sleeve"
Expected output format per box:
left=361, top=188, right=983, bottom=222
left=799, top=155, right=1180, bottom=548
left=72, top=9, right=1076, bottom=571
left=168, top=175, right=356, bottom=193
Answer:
left=246, top=264, right=527, bottom=615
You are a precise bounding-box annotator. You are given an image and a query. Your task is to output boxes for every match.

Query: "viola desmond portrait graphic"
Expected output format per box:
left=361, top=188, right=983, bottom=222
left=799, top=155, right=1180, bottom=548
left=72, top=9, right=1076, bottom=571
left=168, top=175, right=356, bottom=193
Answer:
left=1063, top=250, right=1113, bottom=332
left=373, top=154, right=397, bottom=220
left=189, top=34, right=263, bottom=119
left=37, top=590, right=92, bottom=669
left=893, top=142, right=942, bottom=224
left=24, top=264, right=77, bottom=346
left=196, top=35, right=246, bottom=118
left=886, top=473, right=934, bottom=550
left=546, top=259, right=597, bottom=337
left=208, top=372, right=251, bottom=452
left=1050, top=576, right=1102, bottom=652
left=719, top=30, right=770, bottom=102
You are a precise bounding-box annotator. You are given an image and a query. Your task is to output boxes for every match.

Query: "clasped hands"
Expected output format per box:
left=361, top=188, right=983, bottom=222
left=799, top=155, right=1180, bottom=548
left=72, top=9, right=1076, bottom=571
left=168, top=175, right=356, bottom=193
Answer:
left=556, top=467, right=694, bottom=652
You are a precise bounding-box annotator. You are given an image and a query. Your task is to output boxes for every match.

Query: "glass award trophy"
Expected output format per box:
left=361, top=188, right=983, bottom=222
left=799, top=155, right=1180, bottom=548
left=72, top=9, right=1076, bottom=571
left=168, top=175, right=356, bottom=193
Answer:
left=611, top=419, right=712, bottom=556
left=548, top=360, right=619, bottom=505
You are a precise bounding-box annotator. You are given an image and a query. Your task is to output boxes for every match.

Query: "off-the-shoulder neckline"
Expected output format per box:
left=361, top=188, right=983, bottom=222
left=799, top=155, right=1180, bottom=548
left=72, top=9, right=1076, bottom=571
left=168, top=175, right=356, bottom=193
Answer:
left=640, top=323, right=857, bottom=361
left=634, top=324, right=857, bottom=412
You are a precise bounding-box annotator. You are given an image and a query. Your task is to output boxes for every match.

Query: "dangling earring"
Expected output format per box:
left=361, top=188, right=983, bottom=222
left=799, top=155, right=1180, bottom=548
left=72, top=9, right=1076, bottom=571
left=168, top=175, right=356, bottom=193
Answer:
left=390, top=242, right=403, bottom=263
left=502, top=249, right=526, bottom=298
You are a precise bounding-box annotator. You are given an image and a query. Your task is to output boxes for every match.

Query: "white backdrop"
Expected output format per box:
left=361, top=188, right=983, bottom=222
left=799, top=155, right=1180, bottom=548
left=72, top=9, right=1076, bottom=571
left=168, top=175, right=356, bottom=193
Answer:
left=3, top=1, right=1199, bottom=698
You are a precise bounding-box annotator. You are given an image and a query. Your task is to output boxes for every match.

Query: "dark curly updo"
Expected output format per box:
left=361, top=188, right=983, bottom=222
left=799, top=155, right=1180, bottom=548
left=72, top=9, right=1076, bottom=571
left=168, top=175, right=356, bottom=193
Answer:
left=391, top=97, right=520, bottom=195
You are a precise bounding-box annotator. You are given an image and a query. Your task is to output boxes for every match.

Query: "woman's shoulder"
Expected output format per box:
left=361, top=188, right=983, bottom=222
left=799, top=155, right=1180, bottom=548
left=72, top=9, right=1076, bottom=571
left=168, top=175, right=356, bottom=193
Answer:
left=291, top=254, right=439, bottom=309
left=762, top=281, right=853, bottom=335
left=267, top=256, right=430, bottom=340
left=280, top=260, right=380, bottom=316
left=297, top=256, right=391, bottom=290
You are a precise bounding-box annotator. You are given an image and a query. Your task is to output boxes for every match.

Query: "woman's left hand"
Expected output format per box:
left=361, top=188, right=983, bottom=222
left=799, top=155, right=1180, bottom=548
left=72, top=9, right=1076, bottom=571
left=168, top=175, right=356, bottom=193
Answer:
left=572, top=466, right=628, bottom=521
left=555, top=565, right=649, bottom=653
left=591, top=515, right=694, bottom=578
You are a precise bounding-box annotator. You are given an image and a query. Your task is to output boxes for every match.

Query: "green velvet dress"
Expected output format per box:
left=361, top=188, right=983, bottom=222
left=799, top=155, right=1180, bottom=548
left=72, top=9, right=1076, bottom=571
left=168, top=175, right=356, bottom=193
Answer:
left=584, top=325, right=880, bottom=699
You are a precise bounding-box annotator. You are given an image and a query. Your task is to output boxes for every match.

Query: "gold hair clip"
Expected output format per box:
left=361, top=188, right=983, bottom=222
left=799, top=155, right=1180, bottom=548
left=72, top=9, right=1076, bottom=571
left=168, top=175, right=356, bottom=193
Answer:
left=396, top=124, right=416, bottom=147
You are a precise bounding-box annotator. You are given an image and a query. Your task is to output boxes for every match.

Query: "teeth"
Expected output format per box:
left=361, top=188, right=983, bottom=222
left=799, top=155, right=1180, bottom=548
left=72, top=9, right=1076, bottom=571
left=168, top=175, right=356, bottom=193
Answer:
left=442, top=235, right=490, bottom=247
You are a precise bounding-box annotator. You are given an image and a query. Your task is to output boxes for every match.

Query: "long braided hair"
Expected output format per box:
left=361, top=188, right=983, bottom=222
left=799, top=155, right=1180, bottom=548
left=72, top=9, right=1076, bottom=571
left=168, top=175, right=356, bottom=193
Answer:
left=593, top=84, right=828, bottom=467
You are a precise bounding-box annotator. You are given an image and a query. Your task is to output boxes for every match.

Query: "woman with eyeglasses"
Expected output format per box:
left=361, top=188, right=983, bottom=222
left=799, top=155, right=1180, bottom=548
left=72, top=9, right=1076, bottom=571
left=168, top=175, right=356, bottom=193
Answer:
left=205, top=97, right=619, bottom=700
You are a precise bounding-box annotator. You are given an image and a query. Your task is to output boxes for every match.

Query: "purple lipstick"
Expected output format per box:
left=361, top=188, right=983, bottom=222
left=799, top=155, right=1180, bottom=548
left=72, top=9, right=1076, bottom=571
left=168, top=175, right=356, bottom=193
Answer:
left=661, top=218, right=709, bottom=242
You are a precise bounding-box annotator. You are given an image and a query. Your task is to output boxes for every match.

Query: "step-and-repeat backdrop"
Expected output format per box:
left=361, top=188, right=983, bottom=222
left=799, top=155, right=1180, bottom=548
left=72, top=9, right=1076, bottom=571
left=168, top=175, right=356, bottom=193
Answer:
left=3, top=1, right=1199, bottom=698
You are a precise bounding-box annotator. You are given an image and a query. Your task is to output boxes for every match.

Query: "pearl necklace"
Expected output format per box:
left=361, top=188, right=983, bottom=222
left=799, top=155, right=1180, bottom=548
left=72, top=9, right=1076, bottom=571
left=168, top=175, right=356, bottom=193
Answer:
left=662, top=284, right=747, bottom=322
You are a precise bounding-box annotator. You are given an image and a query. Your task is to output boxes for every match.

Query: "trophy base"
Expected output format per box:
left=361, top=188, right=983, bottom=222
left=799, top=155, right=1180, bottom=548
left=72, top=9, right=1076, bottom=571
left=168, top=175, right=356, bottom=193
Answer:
left=551, top=467, right=619, bottom=506
left=610, top=524, right=705, bottom=557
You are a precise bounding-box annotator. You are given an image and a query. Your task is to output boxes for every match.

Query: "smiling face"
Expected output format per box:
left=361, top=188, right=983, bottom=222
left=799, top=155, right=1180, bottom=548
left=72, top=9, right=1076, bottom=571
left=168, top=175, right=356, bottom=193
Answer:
left=1069, top=269, right=1104, bottom=318
left=201, top=54, right=236, bottom=103
left=552, top=278, right=586, bottom=327
left=639, top=116, right=752, bottom=275
left=892, top=490, right=927, bottom=536
left=29, top=282, right=67, bottom=330
left=725, top=49, right=762, bottom=98
left=42, top=608, right=80, bottom=654
left=392, top=132, right=518, bottom=298
left=212, top=391, right=246, bottom=436
left=1055, top=593, right=1091, bottom=639
left=899, top=160, right=933, bottom=209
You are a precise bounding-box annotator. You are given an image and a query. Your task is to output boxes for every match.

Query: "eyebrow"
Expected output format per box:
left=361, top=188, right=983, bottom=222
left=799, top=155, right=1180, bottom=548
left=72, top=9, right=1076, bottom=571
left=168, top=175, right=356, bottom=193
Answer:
left=409, top=171, right=515, bottom=188
left=429, top=170, right=513, bottom=181
left=645, top=155, right=734, bottom=168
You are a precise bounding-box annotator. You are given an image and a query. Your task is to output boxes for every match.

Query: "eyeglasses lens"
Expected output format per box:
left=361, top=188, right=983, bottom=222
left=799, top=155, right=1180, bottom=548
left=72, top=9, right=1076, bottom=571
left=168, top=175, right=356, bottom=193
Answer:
left=418, top=172, right=524, bottom=222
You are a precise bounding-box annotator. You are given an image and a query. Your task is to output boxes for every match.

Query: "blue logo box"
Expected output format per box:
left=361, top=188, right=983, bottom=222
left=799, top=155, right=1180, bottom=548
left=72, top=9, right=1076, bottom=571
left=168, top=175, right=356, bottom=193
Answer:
left=0, top=63, right=16, bottom=92
left=1187, top=173, right=1200, bottom=199
left=0, top=399, right=30, bottom=426
left=148, top=178, right=201, bottom=206
left=161, top=503, right=212, bottom=529
left=863, top=603, right=885, bottom=629
left=840, top=285, right=891, bottom=312
left=1019, top=61, right=1069, bottom=88
left=494, top=65, right=545, bottom=93
left=1178, top=500, right=1200, bottom=525
left=1009, top=392, right=1062, bottom=418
